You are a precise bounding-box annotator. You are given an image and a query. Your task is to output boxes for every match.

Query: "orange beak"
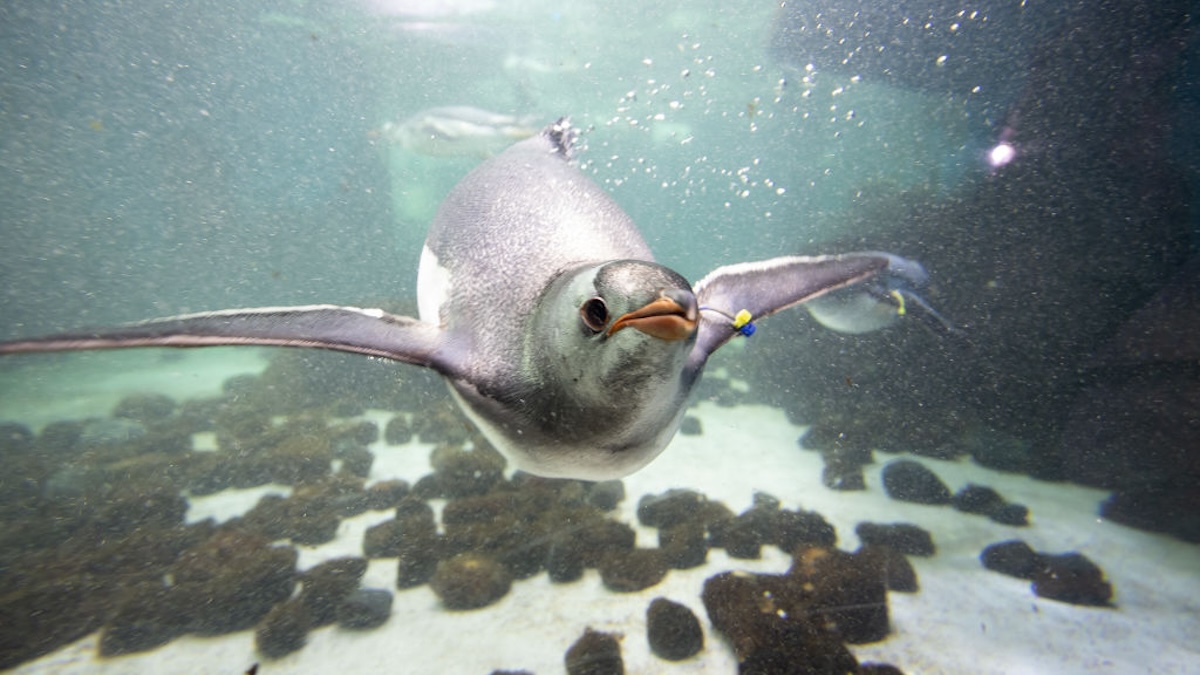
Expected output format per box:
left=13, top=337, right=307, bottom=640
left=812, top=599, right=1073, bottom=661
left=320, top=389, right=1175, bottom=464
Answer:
left=606, top=292, right=698, bottom=341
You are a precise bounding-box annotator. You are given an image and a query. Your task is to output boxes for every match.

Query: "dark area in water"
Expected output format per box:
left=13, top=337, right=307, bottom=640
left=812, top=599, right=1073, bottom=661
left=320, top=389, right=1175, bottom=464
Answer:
left=741, top=0, right=1200, bottom=542
left=0, top=3, right=402, bottom=331
left=0, top=0, right=1196, bottom=668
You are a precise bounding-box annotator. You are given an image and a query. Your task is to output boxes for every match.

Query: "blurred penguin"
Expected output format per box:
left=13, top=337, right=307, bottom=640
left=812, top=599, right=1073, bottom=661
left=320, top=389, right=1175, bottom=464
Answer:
left=804, top=253, right=957, bottom=335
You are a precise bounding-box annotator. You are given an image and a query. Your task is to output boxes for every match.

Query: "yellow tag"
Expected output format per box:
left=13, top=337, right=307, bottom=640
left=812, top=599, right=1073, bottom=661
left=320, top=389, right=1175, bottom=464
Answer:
left=733, top=309, right=753, bottom=328
left=889, top=290, right=907, bottom=316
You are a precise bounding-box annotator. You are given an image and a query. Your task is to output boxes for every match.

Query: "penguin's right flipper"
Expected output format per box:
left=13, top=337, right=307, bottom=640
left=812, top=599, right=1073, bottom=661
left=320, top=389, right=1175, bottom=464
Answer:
left=0, top=304, right=453, bottom=372
left=689, top=253, right=888, bottom=367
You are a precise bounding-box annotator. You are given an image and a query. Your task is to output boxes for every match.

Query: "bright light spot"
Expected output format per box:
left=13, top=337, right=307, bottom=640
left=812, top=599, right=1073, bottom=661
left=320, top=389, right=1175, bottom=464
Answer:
left=988, top=141, right=1016, bottom=168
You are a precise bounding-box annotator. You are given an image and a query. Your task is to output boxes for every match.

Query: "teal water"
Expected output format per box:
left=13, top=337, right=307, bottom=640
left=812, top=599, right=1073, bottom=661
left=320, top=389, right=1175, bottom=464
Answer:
left=1, top=1, right=1198, bottom=673
left=1, top=0, right=981, bottom=337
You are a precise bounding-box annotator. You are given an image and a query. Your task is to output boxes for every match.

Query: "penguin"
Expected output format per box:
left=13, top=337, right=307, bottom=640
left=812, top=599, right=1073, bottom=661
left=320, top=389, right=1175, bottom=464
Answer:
left=0, top=119, right=889, bottom=481
left=803, top=253, right=958, bottom=335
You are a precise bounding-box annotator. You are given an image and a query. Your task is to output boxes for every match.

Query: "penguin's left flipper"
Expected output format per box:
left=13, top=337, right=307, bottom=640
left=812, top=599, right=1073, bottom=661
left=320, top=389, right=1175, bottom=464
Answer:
left=689, top=254, right=889, bottom=365
left=0, top=305, right=452, bottom=373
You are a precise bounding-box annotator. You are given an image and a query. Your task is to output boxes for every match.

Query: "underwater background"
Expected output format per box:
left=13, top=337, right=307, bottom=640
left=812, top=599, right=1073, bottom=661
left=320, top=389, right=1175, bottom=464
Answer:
left=1, top=0, right=1198, bottom=673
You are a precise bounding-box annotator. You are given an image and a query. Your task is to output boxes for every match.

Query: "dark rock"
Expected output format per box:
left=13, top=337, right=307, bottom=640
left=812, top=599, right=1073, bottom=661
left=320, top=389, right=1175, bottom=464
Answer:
left=679, top=415, right=703, bottom=435
left=495, top=524, right=551, bottom=581
left=441, top=507, right=548, bottom=580
left=185, top=453, right=240, bottom=496
left=752, top=491, right=781, bottom=510
left=364, top=507, right=437, bottom=559
left=112, top=392, right=176, bottom=423
left=239, top=494, right=293, bottom=541
left=396, top=528, right=441, bottom=588
left=857, top=545, right=919, bottom=593
left=384, top=415, right=413, bottom=444
left=428, top=444, right=506, bottom=498
left=0, top=576, right=106, bottom=670
left=709, top=516, right=762, bottom=560
left=546, top=532, right=587, bottom=583
left=266, top=434, right=334, bottom=485
left=881, top=459, right=951, bottom=505
left=36, top=419, right=85, bottom=455
left=565, top=628, right=623, bottom=675
left=738, top=622, right=859, bottom=675
left=637, top=489, right=706, bottom=528
left=363, top=518, right=409, bottom=559
left=700, top=570, right=860, bottom=670
left=334, top=420, right=380, bottom=446
left=988, top=503, right=1030, bottom=527
left=171, top=530, right=298, bottom=635
left=312, top=479, right=371, bottom=519
left=439, top=502, right=549, bottom=576
left=255, top=600, right=310, bottom=659
left=696, top=500, right=737, bottom=527
left=586, top=480, right=625, bottom=511
left=980, top=540, right=1042, bottom=579
left=288, top=512, right=341, bottom=546
left=364, top=479, right=410, bottom=510
left=337, top=588, right=393, bottom=629
left=658, top=521, right=708, bottom=569
left=430, top=553, right=512, bottom=610
left=412, top=401, right=473, bottom=445
left=93, top=482, right=189, bottom=539
left=442, top=492, right=523, bottom=525
left=575, top=519, right=636, bottom=566
left=78, top=417, right=146, bottom=449
left=176, top=397, right=224, bottom=432
left=646, top=597, right=703, bottom=661
left=299, top=557, right=368, bottom=626
left=789, top=546, right=890, bottom=643
left=1032, top=553, right=1113, bottom=607
left=950, top=484, right=1006, bottom=514
left=396, top=497, right=436, bottom=522
left=736, top=494, right=782, bottom=543
left=855, top=522, right=935, bottom=557
left=598, top=549, right=668, bottom=592
left=821, top=453, right=867, bottom=491
left=338, top=446, right=375, bottom=478
left=211, top=405, right=272, bottom=449
left=772, top=509, right=838, bottom=552
left=99, top=581, right=190, bottom=656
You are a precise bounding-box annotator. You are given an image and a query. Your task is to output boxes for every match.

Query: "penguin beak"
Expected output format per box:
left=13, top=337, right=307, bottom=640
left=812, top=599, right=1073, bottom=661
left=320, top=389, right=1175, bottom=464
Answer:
left=607, top=290, right=698, bottom=341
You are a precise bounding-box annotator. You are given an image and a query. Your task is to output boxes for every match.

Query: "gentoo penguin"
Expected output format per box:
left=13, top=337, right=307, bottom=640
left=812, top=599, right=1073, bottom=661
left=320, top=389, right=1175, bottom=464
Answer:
left=379, top=106, right=539, bottom=158
left=0, top=119, right=889, bottom=480
left=803, top=253, right=958, bottom=335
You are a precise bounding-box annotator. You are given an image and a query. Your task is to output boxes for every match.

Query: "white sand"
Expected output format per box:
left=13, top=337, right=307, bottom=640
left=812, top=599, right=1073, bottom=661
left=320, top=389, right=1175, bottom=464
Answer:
left=5, top=352, right=1199, bottom=674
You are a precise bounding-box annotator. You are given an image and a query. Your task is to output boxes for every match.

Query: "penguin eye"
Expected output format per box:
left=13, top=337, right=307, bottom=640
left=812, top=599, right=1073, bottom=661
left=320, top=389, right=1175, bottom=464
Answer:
left=580, top=297, right=609, bottom=333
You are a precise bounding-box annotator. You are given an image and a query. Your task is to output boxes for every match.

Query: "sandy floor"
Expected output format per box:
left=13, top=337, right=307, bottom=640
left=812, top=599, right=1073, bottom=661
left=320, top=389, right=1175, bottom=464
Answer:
left=3, top=351, right=1199, bottom=674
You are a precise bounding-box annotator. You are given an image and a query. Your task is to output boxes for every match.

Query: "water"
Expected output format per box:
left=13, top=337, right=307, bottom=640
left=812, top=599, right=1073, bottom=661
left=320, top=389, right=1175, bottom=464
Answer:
left=1, top=1, right=1197, bottom=673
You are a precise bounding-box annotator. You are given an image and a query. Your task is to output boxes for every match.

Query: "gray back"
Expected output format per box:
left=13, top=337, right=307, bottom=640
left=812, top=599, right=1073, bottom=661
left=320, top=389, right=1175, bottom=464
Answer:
left=425, top=129, right=654, bottom=386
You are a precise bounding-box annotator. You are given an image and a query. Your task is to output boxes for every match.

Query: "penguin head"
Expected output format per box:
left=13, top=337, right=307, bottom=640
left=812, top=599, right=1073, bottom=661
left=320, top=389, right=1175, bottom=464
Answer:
left=535, top=259, right=698, bottom=411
